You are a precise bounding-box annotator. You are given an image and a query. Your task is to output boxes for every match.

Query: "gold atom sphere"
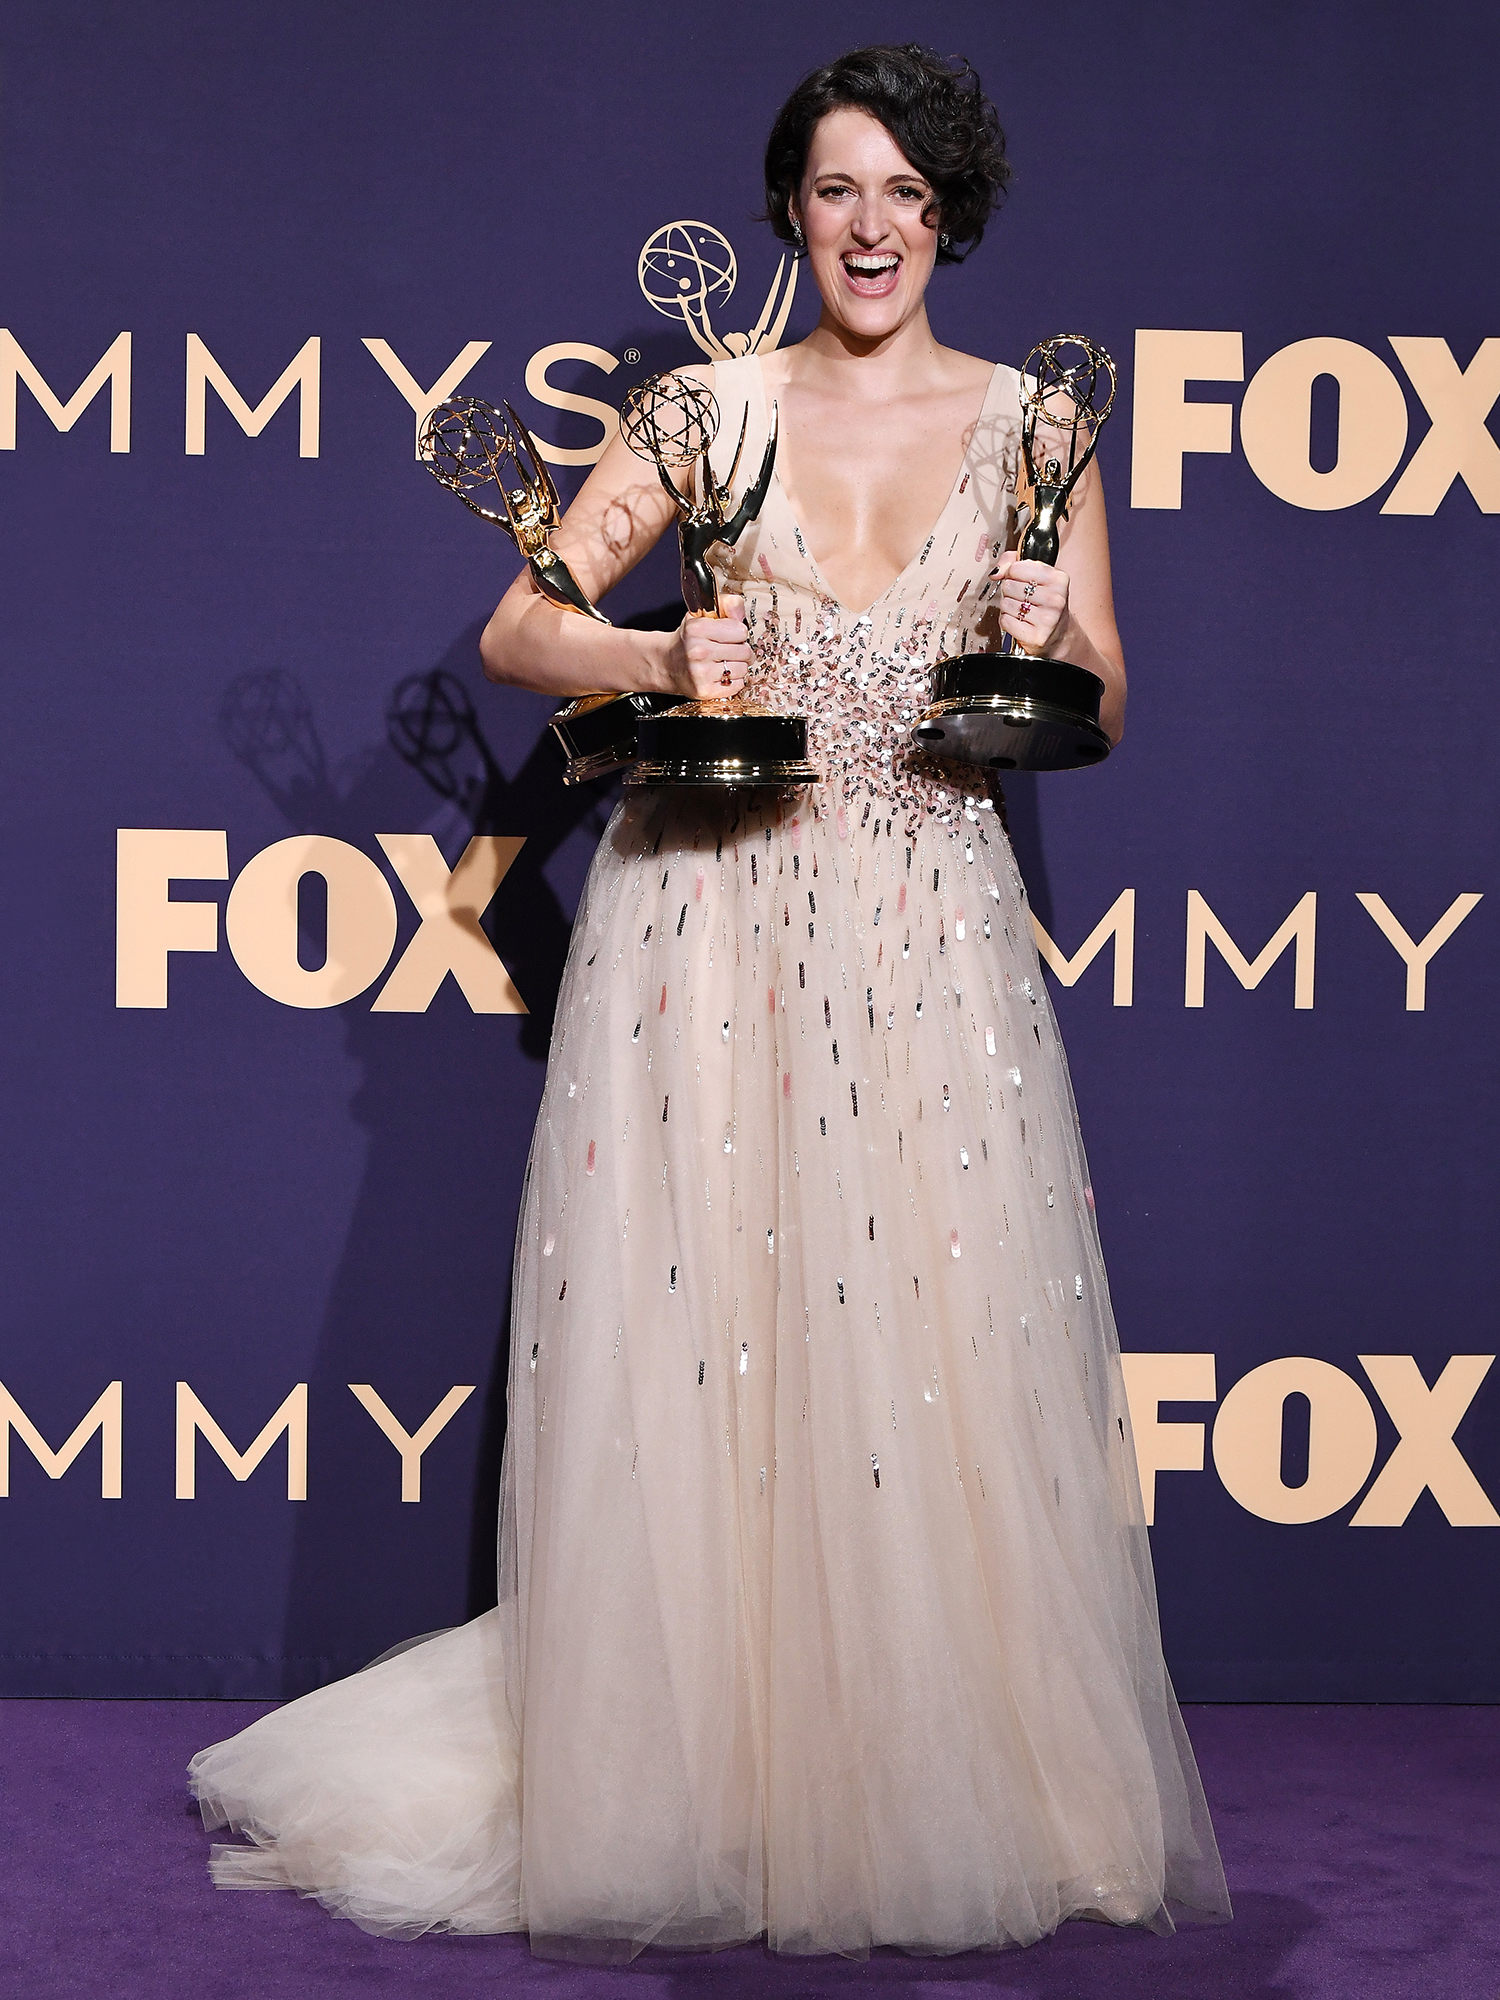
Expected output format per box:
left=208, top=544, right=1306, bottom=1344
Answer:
left=1020, top=335, right=1118, bottom=431
left=419, top=395, right=517, bottom=495
left=620, top=371, right=720, bottom=470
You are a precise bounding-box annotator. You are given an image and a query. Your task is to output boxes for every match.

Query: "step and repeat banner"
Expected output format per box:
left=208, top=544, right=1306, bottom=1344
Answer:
left=1, top=0, right=1495, bottom=1699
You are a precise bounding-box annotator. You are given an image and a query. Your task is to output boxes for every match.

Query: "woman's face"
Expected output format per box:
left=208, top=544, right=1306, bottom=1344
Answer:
left=791, top=107, right=939, bottom=342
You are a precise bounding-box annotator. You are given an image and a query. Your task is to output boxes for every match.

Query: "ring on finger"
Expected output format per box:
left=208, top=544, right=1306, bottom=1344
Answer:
left=720, top=669, right=733, bottom=686
left=1022, top=579, right=1036, bottom=598
left=1016, top=602, right=1031, bottom=620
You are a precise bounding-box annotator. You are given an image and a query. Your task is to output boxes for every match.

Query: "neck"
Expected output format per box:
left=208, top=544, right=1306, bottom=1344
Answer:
left=793, top=303, right=944, bottom=392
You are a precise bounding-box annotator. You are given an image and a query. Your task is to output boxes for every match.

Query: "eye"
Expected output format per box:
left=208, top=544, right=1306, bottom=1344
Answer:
left=893, top=184, right=927, bottom=201
left=816, top=182, right=854, bottom=201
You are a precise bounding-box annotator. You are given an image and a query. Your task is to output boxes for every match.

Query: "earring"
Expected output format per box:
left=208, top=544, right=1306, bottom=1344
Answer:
left=791, top=217, right=804, bottom=246
left=939, top=231, right=951, bottom=248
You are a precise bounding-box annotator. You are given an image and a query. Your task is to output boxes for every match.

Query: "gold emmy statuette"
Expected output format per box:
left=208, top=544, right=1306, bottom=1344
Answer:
left=618, top=371, right=818, bottom=788
left=912, top=335, right=1116, bottom=773
left=418, top=395, right=671, bottom=785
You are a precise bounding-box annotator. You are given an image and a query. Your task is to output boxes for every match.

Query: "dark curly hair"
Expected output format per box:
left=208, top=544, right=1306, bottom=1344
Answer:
left=763, top=44, right=1010, bottom=267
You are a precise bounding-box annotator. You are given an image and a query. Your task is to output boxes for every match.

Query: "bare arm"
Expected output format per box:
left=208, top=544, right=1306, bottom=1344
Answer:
left=479, top=368, right=752, bottom=704
left=992, top=460, right=1128, bottom=744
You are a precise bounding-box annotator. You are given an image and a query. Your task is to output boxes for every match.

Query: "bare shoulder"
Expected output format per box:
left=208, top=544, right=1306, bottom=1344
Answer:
left=747, top=347, right=791, bottom=398
left=938, top=346, right=1000, bottom=393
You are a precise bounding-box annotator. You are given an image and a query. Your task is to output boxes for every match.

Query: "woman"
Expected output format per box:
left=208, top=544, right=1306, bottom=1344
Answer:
left=190, top=44, right=1230, bottom=1956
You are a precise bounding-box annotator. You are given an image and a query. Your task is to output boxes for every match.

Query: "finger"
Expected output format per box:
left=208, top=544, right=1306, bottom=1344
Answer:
left=992, top=557, right=1042, bottom=584
left=1003, top=605, right=1060, bottom=640
left=1001, top=574, right=1061, bottom=604
left=688, top=633, right=751, bottom=660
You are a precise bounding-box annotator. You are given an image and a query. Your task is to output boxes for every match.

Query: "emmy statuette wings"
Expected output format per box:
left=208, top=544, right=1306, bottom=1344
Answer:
left=619, top=371, right=818, bottom=788
left=417, top=395, right=672, bottom=785
left=913, top=335, right=1117, bottom=774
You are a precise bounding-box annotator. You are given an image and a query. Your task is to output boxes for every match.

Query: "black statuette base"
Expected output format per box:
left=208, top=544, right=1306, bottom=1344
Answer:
left=913, top=653, right=1111, bottom=773
left=550, top=692, right=679, bottom=785
left=626, top=708, right=819, bottom=789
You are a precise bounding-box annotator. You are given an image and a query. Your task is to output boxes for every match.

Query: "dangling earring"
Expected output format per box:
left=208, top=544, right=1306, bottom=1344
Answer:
left=939, top=231, right=951, bottom=248
left=790, top=217, right=804, bottom=247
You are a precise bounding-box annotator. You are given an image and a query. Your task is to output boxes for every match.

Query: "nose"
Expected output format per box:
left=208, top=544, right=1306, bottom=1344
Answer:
left=849, top=197, right=888, bottom=247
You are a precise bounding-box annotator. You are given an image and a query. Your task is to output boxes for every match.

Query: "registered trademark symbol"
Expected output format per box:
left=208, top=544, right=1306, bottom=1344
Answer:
left=624, top=348, right=641, bottom=364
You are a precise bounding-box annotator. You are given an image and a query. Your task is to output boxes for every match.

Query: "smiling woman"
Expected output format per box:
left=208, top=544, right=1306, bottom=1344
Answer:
left=189, top=41, right=1226, bottom=1961
left=762, top=43, right=1011, bottom=267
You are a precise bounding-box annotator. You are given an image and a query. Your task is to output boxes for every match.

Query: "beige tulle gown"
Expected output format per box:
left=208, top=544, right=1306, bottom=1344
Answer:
left=189, top=355, right=1231, bottom=1957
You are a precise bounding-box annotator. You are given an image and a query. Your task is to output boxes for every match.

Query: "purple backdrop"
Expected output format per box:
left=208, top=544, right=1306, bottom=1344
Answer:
left=0, top=0, right=1495, bottom=1699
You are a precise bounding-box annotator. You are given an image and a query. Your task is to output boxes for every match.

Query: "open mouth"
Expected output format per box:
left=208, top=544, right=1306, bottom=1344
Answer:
left=840, top=251, right=901, bottom=297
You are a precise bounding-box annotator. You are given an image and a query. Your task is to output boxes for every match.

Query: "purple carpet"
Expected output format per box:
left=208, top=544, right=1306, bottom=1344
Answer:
left=2, top=1701, right=1495, bottom=1999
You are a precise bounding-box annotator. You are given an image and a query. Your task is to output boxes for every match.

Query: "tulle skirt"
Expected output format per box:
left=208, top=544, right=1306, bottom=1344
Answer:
left=190, top=787, right=1230, bottom=1956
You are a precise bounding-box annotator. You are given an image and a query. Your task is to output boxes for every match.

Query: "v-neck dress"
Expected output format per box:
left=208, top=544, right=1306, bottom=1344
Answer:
left=188, top=353, right=1230, bottom=1958
left=710, top=353, right=1020, bottom=835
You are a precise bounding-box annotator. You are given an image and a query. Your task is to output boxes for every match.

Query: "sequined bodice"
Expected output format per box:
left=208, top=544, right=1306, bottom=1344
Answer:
left=706, top=354, right=1024, bottom=832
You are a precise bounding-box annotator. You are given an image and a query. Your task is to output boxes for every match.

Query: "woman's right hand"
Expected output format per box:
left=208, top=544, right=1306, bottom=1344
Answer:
left=663, top=594, right=752, bottom=700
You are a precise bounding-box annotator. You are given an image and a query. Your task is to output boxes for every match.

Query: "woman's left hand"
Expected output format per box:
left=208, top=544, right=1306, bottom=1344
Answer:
left=990, top=555, right=1072, bottom=657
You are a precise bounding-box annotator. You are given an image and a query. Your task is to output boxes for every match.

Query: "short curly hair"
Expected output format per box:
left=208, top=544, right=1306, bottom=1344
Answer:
left=763, top=44, right=1010, bottom=267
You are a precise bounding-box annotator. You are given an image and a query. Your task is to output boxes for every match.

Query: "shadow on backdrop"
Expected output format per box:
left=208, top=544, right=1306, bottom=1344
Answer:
left=219, top=628, right=610, bottom=1689
left=219, top=607, right=691, bottom=1687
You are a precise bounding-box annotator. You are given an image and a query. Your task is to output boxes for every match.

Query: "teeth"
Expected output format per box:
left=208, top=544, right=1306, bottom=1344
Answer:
left=846, top=255, right=899, bottom=273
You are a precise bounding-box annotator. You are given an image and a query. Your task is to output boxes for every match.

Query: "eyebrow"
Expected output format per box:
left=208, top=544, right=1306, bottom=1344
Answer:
left=811, top=170, right=930, bottom=187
